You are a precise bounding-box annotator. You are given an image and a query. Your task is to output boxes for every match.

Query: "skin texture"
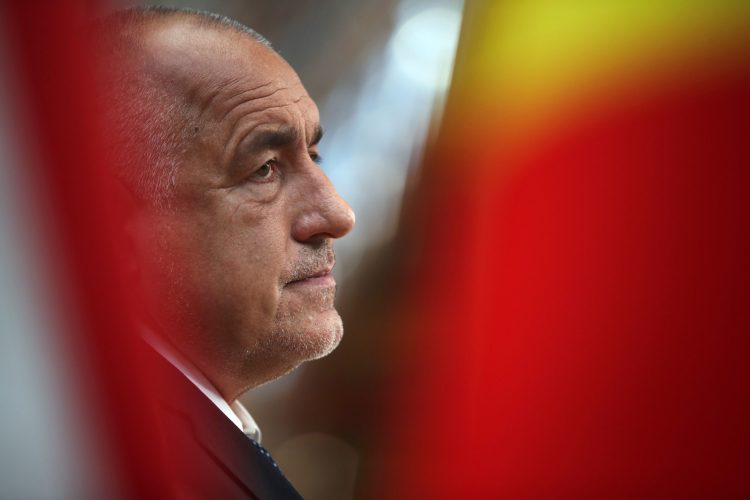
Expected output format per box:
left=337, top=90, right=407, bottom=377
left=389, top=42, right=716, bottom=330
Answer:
left=130, top=17, right=355, bottom=401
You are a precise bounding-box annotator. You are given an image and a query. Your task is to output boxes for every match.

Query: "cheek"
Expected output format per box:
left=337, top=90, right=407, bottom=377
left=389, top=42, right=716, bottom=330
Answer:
left=210, top=201, right=290, bottom=317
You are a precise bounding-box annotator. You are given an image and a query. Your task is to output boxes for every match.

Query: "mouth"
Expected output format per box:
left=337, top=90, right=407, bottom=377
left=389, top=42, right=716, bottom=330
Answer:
left=285, top=264, right=335, bottom=287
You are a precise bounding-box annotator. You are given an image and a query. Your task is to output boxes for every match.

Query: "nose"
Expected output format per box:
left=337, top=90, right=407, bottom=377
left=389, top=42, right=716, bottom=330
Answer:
left=291, top=169, right=355, bottom=243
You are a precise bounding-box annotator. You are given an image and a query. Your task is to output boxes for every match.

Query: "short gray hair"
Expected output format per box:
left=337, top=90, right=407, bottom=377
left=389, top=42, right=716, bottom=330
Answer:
left=113, top=6, right=272, bottom=48
left=96, top=6, right=272, bottom=208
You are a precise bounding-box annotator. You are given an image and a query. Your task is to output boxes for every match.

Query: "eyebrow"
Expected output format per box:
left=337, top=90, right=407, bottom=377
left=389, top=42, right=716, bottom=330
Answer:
left=310, top=124, right=324, bottom=146
left=240, top=123, right=324, bottom=155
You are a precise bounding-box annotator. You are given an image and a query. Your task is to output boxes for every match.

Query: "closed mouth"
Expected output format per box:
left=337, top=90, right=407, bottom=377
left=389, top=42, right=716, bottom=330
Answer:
left=285, top=264, right=335, bottom=286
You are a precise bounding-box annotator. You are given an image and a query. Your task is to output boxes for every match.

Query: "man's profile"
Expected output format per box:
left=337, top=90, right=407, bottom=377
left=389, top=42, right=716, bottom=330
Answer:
left=98, top=7, right=355, bottom=498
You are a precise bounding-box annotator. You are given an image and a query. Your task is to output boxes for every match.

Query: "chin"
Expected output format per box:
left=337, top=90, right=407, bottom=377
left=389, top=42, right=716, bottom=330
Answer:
left=268, top=308, right=344, bottom=362
left=222, top=310, right=344, bottom=393
left=306, top=313, right=344, bottom=360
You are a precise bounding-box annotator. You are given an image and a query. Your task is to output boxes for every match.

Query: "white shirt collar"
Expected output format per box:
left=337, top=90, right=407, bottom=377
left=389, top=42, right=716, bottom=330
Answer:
left=142, top=327, right=262, bottom=443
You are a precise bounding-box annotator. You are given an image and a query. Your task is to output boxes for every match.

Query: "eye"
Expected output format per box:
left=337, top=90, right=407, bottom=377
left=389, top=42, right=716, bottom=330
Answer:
left=309, top=151, right=323, bottom=165
left=251, top=159, right=279, bottom=182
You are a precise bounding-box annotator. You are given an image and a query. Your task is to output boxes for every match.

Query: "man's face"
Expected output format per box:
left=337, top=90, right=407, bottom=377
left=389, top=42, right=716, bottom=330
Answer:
left=135, top=21, right=355, bottom=396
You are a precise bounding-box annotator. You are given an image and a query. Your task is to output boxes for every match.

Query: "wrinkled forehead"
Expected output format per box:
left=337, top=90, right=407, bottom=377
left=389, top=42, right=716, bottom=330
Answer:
left=137, top=19, right=316, bottom=121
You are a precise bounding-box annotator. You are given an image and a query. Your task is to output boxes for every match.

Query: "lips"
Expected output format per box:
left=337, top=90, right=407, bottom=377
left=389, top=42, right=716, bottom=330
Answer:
left=285, top=263, right=335, bottom=286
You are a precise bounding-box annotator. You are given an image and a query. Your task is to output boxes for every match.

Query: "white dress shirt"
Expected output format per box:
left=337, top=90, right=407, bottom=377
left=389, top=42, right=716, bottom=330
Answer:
left=142, top=328, right=262, bottom=443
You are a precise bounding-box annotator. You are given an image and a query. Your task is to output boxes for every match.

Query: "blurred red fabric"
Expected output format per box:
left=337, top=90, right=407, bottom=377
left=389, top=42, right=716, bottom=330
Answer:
left=380, top=20, right=750, bottom=500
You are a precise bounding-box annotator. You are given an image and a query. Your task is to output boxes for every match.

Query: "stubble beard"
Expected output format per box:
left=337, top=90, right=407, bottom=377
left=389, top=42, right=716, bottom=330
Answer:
left=153, top=238, right=344, bottom=390
left=261, top=284, right=343, bottom=360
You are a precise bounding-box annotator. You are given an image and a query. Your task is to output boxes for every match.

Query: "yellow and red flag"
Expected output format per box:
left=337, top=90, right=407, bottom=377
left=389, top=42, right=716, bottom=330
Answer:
left=380, top=1, right=750, bottom=497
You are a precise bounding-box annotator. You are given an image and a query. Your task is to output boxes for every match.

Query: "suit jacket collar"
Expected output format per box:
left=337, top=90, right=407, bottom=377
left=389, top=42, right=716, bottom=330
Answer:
left=141, top=340, right=301, bottom=499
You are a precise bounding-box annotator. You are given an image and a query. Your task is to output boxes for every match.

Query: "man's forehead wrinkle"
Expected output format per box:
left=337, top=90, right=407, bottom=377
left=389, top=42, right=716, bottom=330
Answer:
left=221, top=101, right=304, bottom=164
left=217, top=84, right=289, bottom=123
left=219, top=88, right=312, bottom=160
left=194, top=79, right=274, bottom=122
left=222, top=96, right=295, bottom=152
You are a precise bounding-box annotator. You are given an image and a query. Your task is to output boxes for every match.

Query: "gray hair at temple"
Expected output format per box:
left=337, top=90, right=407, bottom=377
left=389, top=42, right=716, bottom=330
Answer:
left=94, top=7, right=272, bottom=208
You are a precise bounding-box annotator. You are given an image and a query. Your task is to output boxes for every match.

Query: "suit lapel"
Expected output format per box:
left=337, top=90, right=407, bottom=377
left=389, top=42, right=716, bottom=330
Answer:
left=142, top=342, right=302, bottom=499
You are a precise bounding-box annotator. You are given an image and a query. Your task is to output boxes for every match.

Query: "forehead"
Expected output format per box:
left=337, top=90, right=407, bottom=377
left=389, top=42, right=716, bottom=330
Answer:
left=141, top=19, right=319, bottom=127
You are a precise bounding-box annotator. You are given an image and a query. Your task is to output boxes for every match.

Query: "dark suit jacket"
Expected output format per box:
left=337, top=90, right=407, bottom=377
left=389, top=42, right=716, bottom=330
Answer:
left=141, top=342, right=303, bottom=499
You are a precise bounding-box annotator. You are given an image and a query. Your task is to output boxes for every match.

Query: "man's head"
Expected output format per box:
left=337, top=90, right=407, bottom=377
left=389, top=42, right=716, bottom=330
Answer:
left=101, top=8, right=355, bottom=400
